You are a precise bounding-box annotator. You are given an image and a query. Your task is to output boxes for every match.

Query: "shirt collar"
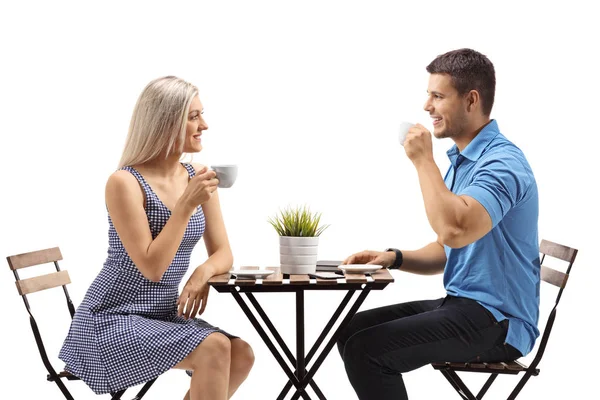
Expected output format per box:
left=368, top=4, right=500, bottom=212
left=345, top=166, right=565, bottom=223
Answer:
left=446, top=119, right=501, bottom=165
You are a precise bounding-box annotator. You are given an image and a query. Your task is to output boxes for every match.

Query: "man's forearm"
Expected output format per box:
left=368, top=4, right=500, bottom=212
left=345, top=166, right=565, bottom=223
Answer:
left=399, top=241, right=447, bottom=275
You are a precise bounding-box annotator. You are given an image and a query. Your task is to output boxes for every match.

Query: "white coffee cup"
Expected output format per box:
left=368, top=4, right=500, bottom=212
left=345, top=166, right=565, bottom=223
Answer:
left=398, top=121, right=414, bottom=146
left=211, top=165, right=238, bottom=188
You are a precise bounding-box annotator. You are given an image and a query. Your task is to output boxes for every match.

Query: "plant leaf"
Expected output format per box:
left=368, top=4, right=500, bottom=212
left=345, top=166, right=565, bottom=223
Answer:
left=267, top=205, right=329, bottom=237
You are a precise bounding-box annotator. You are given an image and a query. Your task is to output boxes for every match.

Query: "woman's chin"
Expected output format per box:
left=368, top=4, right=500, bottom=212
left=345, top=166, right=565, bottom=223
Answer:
left=183, top=145, right=203, bottom=153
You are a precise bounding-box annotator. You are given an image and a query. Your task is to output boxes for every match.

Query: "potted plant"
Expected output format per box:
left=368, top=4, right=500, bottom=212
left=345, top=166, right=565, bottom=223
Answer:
left=268, top=205, right=329, bottom=275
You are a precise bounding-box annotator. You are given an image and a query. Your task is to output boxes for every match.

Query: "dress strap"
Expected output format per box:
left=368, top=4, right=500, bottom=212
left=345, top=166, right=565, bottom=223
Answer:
left=121, top=166, right=151, bottom=188
left=120, top=166, right=151, bottom=208
left=182, top=163, right=197, bottom=179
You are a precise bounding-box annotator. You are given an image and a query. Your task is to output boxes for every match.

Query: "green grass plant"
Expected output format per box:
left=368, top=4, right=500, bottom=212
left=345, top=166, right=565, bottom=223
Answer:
left=268, top=205, right=329, bottom=237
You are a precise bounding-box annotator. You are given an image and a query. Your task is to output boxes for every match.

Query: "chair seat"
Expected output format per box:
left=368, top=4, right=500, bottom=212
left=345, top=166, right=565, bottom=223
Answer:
left=47, top=370, right=80, bottom=382
left=431, top=360, right=539, bottom=376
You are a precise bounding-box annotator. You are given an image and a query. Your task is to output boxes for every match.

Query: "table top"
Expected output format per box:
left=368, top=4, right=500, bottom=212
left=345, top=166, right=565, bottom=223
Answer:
left=208, top=266, right=394, bottom=292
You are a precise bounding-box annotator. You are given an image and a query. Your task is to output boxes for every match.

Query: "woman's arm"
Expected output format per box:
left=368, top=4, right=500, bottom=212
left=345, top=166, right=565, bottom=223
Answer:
left=193, top=163, right=233, bottom=279
left=176, top=165, right=233, bottom=319
left=106, top=170, right=196, bottom=282
left=106, top=167, right=217, bottom=282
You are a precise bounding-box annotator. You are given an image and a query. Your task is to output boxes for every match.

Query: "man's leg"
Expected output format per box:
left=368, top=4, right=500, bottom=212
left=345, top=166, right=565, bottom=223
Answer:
left=337, top=298, right=444, bottom=358
left=342, top=296, right=519, bottom=400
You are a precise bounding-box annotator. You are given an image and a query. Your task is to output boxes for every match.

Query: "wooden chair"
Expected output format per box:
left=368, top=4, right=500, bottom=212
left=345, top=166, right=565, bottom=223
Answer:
left=7, top=247, right=156, bottom=400
left=431, top=239, right=578, bottom=400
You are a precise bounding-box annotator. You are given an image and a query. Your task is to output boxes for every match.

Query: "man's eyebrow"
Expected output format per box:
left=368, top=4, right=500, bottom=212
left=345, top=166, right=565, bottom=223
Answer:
left=427, top=90, right=444, bottom=96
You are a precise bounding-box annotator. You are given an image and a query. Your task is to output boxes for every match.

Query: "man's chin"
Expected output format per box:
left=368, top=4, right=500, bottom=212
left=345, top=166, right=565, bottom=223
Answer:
left=433, top=129, right=447, bottom=139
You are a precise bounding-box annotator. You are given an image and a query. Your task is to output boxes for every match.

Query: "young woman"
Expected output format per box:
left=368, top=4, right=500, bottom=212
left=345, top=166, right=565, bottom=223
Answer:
left=59, top=76, right=254, bottom=400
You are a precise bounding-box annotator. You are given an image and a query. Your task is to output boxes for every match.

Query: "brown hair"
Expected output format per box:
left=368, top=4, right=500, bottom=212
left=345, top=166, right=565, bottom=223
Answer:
left=426, top=48, right=496, bottom=116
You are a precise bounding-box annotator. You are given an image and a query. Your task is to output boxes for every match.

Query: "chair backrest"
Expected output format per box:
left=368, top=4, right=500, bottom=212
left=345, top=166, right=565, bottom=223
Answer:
left=7, top=246, right=76, bottom=315
left=539, top=239, right=577, bottom=303
left=529, top=239, right=578, bottom=371
left=6, top=247, right=76, bottom=384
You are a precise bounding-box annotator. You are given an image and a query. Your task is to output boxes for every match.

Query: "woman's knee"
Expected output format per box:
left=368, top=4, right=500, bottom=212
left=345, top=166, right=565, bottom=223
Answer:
left=230, top=339, right=254, bottom=375
left=190, top=332, right=231, bottom=370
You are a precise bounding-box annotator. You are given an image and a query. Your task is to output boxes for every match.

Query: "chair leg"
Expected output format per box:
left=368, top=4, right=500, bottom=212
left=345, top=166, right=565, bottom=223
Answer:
left=109, top=378, right=156, bottom=400
left=507, top=370, right=535, bottom=400
left=476, top=374, right=498, bottom=399
left=132, top=378, right=157, bottom=400
left=110, top=389, right=126, bottom=399
left=438, top=369, right=477, bottom=400
left=53, top=377, right=75, bottom=400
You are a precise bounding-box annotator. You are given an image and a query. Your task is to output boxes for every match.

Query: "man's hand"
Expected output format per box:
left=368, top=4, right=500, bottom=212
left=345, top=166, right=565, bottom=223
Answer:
left=404, top=123, right=434, bottom=165
left=342, top=250, right=396, bottom=268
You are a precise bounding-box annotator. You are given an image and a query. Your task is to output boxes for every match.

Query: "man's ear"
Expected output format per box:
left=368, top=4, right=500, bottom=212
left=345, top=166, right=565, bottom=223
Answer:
left=466, top=90, right=480, bottom=112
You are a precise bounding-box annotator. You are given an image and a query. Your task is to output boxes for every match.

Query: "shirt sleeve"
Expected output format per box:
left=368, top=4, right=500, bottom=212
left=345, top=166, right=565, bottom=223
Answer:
left=459, top=153, right=532, bottom=228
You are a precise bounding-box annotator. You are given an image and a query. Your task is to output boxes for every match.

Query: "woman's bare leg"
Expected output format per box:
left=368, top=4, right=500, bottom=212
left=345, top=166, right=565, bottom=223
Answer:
left=174, top=333, right=231, bottom=400
left=227, top=339, right=255, bottom=398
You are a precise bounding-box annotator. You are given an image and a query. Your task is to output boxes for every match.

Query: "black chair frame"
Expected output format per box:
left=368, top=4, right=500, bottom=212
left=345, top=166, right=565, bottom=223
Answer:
left=432, top=239, right=578, bottom=400
left=7, top=247, right=156, bottom=400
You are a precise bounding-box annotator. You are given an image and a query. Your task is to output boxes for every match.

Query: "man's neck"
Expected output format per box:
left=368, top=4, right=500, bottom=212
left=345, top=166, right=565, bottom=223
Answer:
left=454, top=118, right=492, bottom=152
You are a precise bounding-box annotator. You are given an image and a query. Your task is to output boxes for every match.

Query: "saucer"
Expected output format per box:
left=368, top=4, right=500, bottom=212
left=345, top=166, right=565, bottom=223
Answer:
left=229, top=269, right=274, bottom=279
left=337, top=264, right=382, bottom=275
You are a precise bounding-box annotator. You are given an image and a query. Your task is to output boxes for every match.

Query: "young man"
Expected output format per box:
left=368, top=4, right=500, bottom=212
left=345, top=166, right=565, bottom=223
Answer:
left=337, top=48, right=540, bottom=400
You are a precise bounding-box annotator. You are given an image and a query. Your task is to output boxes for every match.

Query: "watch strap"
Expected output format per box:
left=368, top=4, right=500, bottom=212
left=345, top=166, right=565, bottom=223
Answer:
left=385, top=248, right=403, bottom=269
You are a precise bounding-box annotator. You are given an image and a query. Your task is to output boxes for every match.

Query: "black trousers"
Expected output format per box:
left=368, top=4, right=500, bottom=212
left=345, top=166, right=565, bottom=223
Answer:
left=336, top=295, right=521, bottom=400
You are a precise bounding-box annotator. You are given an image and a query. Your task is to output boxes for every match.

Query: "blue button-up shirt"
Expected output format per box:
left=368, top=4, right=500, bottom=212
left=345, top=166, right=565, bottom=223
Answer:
left=443, top=120, right=540, bottom=356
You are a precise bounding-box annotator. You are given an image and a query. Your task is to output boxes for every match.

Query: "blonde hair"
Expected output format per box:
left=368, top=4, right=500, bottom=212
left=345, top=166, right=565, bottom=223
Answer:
left=118, top=76, right=198, bottom=168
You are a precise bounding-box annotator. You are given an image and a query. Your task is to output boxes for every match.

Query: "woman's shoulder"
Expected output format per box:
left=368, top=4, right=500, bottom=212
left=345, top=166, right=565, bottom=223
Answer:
left=104, top=169, right=145, bottom=211
left=105, top=169, right=142, bottom=196
left=108, top=168, right=137, bottom=182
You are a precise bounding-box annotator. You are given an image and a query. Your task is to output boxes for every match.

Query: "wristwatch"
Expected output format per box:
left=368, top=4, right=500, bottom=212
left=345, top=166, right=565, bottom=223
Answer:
left=385, top=248, right=403, bottom=269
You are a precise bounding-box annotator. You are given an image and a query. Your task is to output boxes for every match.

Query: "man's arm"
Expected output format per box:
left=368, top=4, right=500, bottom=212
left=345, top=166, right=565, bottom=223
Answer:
left=404, top=124, right=492, bottom=248
left=343, top=238, right=447, bottom=275
left=414, top=159, right=492, bottom=248
left=399, top=239, right=447, bottom=275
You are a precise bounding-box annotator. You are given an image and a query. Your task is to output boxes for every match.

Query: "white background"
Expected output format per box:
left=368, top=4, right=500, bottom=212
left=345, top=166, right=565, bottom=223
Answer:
left=1, top=1, right=598, bottom=399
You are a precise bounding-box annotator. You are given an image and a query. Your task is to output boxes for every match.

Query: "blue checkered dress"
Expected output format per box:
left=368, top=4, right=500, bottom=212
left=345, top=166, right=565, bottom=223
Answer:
left=59, top=163, right=233, bottom=394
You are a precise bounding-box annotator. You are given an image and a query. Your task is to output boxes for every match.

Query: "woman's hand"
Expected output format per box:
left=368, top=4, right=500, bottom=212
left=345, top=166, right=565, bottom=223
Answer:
left=178, top=167, right=219, bottom=214
left=177, top=268, right=210, bottom=319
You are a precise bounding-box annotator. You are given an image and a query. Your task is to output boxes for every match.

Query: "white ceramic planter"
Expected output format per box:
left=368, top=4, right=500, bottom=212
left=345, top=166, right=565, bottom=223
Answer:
left=279, top=245, right=316, bottom=255
left=279, top=236, right=319, bottom=274
left=280, top=254, right=318, bottom=265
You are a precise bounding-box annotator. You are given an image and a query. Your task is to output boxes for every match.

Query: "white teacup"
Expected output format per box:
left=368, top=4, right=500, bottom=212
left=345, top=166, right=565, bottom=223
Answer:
left=398, top=121, right=414, bottom=146
left=211, top=165, right=238, bottom=188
